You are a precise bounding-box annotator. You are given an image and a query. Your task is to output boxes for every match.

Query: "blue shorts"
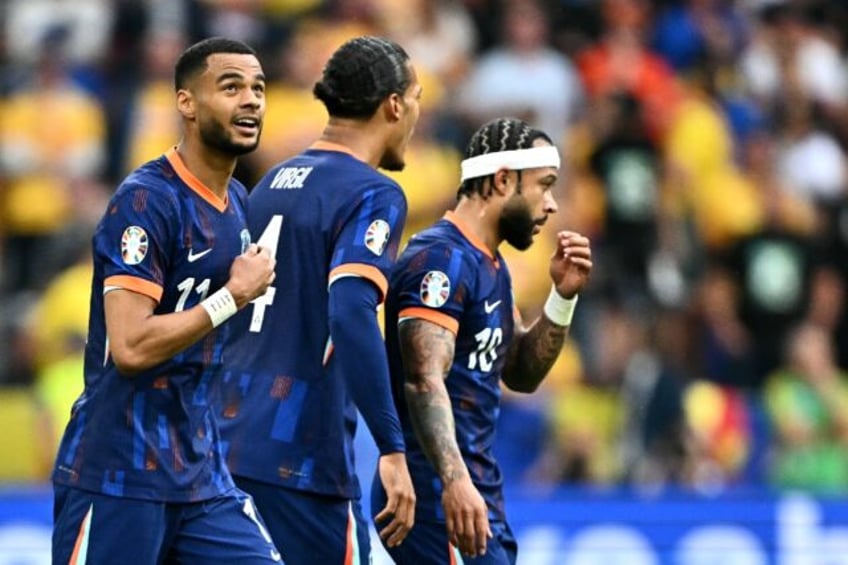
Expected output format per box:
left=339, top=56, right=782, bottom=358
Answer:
left=52, top=484, right=282, bottom=564
left=371, top=481, right=516, bottom=565
left=235, top=475, right=370, bottom=565
left=377, top=518, right=516, bottom=565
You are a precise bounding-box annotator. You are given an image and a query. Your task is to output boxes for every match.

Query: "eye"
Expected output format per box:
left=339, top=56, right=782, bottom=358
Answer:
left=223, top=83, right=238, bottom=93
left=253, top=83, right=265, bottom=95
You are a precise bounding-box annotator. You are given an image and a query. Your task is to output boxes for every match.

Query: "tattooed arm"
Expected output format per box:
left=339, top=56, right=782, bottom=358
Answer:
left=502, top=230, right=592, bottom=393
left=400, top=318, right=491, bottom=557
left=502, top=315, right=568, bottom=393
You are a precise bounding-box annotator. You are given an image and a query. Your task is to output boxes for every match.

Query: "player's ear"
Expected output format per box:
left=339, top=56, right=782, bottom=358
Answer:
left=384, top=92, right=402, bottom=123
left=492, top=168, right=512, bottom=196
left=176, top=88, right=196, bottom=120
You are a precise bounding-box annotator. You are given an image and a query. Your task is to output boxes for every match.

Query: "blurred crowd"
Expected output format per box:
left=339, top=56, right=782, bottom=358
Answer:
left=3, top=0, right=848, bottom=496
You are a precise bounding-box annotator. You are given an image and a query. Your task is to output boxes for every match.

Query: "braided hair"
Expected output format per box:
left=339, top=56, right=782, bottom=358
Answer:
left=458, top=117, right=553, bottom=200
left=313, top=36, right=411, bottom=120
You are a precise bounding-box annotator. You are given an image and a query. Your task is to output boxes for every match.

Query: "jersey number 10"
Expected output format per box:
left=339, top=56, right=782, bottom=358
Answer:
left=468, top=327, right=503, bottom=372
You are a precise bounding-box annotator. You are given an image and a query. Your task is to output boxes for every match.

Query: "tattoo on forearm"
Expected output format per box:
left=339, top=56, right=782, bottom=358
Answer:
left=506, top=317, right=567, bottom=391
left=399, top=320, right=466, bottom=484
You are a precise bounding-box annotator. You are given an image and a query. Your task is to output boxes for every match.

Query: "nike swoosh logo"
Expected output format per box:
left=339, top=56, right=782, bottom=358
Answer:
left=484, top=300, right=502, bottom=314
left=271, top=549, right=281, bottom=562
left=187, top=248, right=212, bottom=262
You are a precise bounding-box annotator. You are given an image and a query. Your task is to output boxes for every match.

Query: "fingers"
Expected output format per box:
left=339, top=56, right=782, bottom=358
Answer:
left=375, top=490, right=415, bottom=547
left=373, top=500, right=396, bottom=526
left=256, top=245, right=272, bottom=259
left=474, top=512, right=490, bottom=556
left=376, top=504, right=413, bottom=547
left=449, top=508, right=488, bottom=557
left=461, top=510, right=476, bottom=555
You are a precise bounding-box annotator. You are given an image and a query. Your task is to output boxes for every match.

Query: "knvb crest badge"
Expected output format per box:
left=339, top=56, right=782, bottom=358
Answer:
left=420, top=270, right=450, bottom=308
left=121, top=226, right=149, bottom=265
left=364, top=219, right=390, bottom=256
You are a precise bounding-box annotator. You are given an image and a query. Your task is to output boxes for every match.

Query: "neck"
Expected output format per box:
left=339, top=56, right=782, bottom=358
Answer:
left=318, top=119, right=386, bottom=168
left=176, top=137, right=238, bottom=199
left=452, top=196, right=502, bottom=255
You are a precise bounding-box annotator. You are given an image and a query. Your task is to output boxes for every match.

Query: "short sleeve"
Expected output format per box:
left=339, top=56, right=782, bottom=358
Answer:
left=328, top=183, right=407, bottom=303
left=394, top=243, right=471, bottom=336
left=97, top=184, right=176, bottom=303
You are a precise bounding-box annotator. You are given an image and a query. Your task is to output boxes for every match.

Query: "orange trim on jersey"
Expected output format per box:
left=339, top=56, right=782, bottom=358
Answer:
left=443, top=211, right=498, bottom=266
left=448, top=543, right=458, bottom=565
left=164, top=147, right=228, bottom=212
left=399, top=307, right=459, bottom=336
left=310, top=140, right=363, bottom=161
left=328, top=264, right=389, bottom=303
left=344, top=509, right=354, bottom=565
left=104, top=275, right=163, bottom=303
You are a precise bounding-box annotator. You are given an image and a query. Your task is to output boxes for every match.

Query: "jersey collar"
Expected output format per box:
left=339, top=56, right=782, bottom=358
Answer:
left=165, top=147, right=229, bottom=212
left=443, top=210, right=499, bottom=267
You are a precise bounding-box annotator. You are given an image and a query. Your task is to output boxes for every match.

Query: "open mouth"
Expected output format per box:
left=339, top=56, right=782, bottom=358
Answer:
left=233, top=116, right=260, bottom=135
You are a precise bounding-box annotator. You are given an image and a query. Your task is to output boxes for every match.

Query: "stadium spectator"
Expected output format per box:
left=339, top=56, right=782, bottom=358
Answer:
left=764, top=323, right=848, bottom=493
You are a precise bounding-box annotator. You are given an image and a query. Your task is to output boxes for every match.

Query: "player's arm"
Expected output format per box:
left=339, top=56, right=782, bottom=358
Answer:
left=400, top=318, right=491, bottom=557
left=502, top=230, right=592, bottom=393
left=327, top=275, right=415, bottom=547
left=107, top=244, right=274, bottom=375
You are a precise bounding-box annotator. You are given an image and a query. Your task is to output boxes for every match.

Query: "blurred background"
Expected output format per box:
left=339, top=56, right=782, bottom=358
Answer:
left=3, top=0, right=848, bottom=562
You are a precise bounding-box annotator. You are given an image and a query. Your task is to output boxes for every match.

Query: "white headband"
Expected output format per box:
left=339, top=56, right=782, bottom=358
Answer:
left=460, top=146, right=561, bottom=182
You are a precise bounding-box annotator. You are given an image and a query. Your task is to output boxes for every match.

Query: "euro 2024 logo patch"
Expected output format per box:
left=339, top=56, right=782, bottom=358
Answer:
left=121, top=225, right=148, bottom=265
left=365, top=219, right=390, bottom=256
left=420, top=270, right=450, bottom=308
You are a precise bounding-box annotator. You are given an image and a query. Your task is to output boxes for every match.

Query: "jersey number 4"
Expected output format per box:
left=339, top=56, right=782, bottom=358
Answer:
left=249, top=215, right=283, bottom=332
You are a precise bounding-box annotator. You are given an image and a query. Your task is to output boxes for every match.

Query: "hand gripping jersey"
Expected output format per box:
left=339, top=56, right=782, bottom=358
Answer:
left=218, top=145, right=407, bottom=499
left=52, top=148, right=252, bottom=502
left=386, top=211, right=515, bottom=523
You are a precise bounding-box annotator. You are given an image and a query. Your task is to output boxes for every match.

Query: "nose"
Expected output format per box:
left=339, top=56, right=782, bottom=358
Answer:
left=241, top=88, right=262, bottom=109
left=543, top=190, right=558, bottom=214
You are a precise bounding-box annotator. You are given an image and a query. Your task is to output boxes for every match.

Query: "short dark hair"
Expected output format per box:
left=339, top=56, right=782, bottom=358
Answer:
left=174, top=37, right=257, bottom=91
left=458, top=117, right=553, bottom=199
left=313, top=36, right=411, bottom=119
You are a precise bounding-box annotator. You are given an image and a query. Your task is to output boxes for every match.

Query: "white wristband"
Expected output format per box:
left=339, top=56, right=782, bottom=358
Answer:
left=200, top=287, right=238, bottom=328
left=543, top=286, right=578, bottom=327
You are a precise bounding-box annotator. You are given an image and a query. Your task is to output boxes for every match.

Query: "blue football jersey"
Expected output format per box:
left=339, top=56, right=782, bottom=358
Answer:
left=218, top=143, right=408, bottom=499
left=385, top=211, right=516, bottom=522
left=52, top=148, right=251, bottom=502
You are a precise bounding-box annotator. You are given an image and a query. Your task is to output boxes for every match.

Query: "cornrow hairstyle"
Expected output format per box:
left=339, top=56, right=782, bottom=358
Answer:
left=457, top=117, right=553, bottom=200
left=174, top=37, right=257, bottom=91
left=313, top=36, right=411, bottom=120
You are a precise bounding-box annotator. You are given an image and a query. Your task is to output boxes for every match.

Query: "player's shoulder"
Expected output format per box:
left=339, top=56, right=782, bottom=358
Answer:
left=115, top=153, right=181, bottom=205
left=400, top=220, right=478, bottom=268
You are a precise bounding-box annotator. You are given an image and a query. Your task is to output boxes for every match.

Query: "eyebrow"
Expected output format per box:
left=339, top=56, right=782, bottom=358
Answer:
left=216, top=71, right=266, bottom=84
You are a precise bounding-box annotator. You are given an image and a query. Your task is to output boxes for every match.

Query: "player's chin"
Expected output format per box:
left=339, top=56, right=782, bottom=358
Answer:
left=229, top=137, right=261, bottom=156
left=379, top=153, right=405, bottom=172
